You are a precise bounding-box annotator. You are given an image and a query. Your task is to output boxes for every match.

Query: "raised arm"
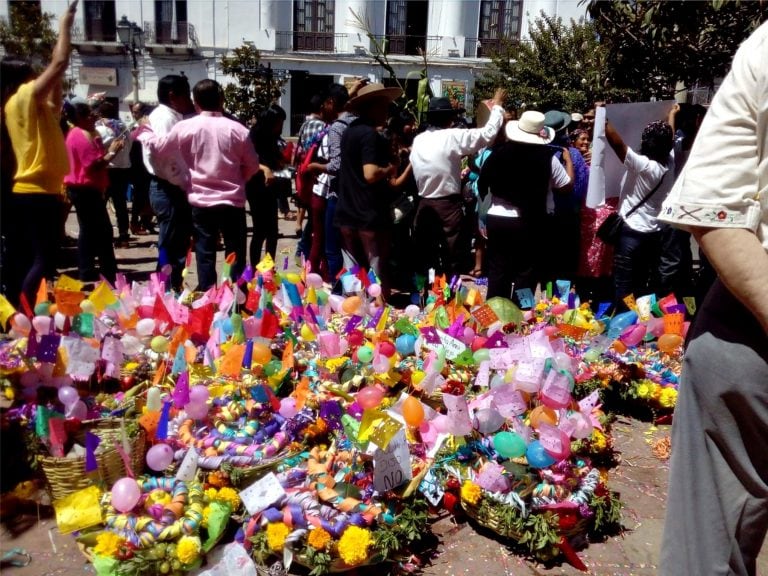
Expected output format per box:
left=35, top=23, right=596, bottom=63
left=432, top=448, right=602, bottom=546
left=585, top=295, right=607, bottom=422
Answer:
left=34, top=0, right=78, bottom=105
left=604, top=120, right=627, bottom=164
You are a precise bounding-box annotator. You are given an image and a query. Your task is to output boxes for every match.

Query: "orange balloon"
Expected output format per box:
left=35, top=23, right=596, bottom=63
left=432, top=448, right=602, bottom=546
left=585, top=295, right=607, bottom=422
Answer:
left=612, top=340, right=627, bottom=354
left=252, top=342, right=272, bottom=365
left=402, top=395, right=425, bottom=428
left=529, top=406, right=557, bottom=429
left=341, top=296, right=362, bottom=315
left=657, top=333, right=683, bottom=354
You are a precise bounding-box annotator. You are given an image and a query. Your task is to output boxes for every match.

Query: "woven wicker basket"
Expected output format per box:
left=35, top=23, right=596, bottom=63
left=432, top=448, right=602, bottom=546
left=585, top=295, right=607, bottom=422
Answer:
left=462, top=498, right=587, bottom=541
left=39, top=419, right=146, bottom=501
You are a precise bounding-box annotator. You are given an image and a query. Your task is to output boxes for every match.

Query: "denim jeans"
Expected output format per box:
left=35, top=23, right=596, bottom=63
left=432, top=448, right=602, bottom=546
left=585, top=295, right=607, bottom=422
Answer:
left=613, top=225, right=662, bottom=308
left=191, top=204, right=247, bottom=291
left=150, top=178, right=192, bottom=291
left=324, top=195, right=343, bottom=280
left=67, top=186, right=117, bottom=283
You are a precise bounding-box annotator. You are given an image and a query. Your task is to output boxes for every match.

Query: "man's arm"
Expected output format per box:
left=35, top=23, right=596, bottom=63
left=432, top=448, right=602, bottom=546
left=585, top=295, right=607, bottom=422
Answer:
left=604, top=120, right=627, bottom=164
left=363, top=163, right=395, bottom=184
left=454, top=88, right=507, bottom=155
left=35, top=0, right=78, bottom=105
left=554, top=148, right=574, bottom=193
left=693, top=226, right=768, bottom=334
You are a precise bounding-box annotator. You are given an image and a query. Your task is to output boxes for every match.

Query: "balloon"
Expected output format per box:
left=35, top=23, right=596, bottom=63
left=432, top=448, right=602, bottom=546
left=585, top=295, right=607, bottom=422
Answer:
left=300, top=324, right=316, bottom=341
left=357, top=386, right=384, bottom=410
left=32, top=315, right=51, bottom=335
left=529, top=406, right=557, bottom=429
left=341, top=296, right=363, bottom=315
left=568, top=412, right=593, bottom=439
left=583, top=348, right=601, bottom=363
left=489, top=373, right=505, bottom=389
left=612, top=340, right=627, bottom=354
left=328, top=294, right=345, bottom=314
left=419, top=420, right=438, bottom=445
left=658, top=333, right=683, bottom=354
left=550, top=303, right=568, bottom=315
left=607, top=311, right=638, bottom=338
left=402, top=395, right=425, bottom=428
left=65, top=400, right=88, bottom=420
left=146, top=443, right=174, bottom=471
left=58, top=386, right=79, bottom=407
left=404, top=304, right=420, bottom=319
left=647, top=317, right=665, bottom=338
left=367, top=284, right=382, bottom=298
left=461, top=327, right=475, bottom=345
left=34, top=302, right=51, bottom=316
left=493, top=431, right=527, bottom=458
left=395, top=334, right=416, bottom=356
left=54, top=311, right=67, bottom=331
left=252, top=342, right=272, bottom=365
left=471, top=337, right=487, bottom=352
left=347, top=331, right=365, bottom=347
left=11, top=313, right=31, bottom=334
left=306, top=273, right=324, bottom=288
left=279, top=397, right=298, bottom=419
left=185, top=401, right=209, bottom=420
left=264, top=359, right=282, bottom=376
left=620, top=324, right=646, bottom=347
left=526, top=440, right=557, bottom=468
left=189, top=385, right=209, bottom=404
left=136, top=318, right=155, bottom=337
left=150, top=335, right=170, bottom=354
left=473, top=348, right=490, bottom=363
left=357, top=345, right=373, bottom=364
left=372, top=354, right=390, bottom=374
left=411, top=370, right=425, bottom=388
left=474, top=408, right=505, bottom=434
left=111, top=478, right=141, bottom=513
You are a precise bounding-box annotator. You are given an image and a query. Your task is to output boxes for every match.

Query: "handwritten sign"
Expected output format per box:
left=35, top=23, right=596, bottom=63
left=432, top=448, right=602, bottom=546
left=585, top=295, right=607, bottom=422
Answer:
left=176, top=447, right=198, bottom=482
left=240, top=472, right=286, bottom=516
left=373, top=430, right=412, bottom=492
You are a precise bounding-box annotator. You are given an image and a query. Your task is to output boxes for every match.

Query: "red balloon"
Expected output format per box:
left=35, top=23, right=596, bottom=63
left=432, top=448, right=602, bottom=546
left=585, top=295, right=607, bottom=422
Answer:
left=357, top=386, right=384, bottom=410
left=379, top=341, right=396, bottom=357
left=471, top=336, right=487, bottom=352
left=348, top=331, right=365, bottom=347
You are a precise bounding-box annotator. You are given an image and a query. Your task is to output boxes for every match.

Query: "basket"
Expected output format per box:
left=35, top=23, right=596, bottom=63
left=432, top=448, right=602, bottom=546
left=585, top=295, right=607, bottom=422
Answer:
left=39, top=419, right=146, bottom=501
left=462, top=498, right=587, bottom=541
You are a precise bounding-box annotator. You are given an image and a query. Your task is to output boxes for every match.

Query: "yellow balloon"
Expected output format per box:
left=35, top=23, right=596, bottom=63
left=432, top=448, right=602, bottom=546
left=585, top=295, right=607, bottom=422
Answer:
left=300, top=324, right=316, bottom=341
left=411, top=370, right=425, bottom=388
left=284, top=273, right=302, bottom=284
left=150, top=335, right=169, bottom=354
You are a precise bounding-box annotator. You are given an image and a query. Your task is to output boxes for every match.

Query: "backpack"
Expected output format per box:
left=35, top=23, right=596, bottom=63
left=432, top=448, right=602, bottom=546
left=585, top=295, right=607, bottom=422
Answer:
left=295, top=127, right=329, bottom=206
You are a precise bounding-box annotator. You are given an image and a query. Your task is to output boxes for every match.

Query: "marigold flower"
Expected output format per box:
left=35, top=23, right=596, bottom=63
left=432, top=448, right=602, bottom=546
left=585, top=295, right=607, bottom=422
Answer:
left=176, top=535, right=202, bottom=565
left=460, top=481, right=482, bottom=505
left=658, top=387, right=678, bottom=409
left=307, top=527, right=332, bottom=550
left=266, top=522, right=291, bottom=552
left=337, top=525, right=373, bottom=565
left=93, top=532, right=126, bottom=558
left=214, top=486, right=241, bottom=510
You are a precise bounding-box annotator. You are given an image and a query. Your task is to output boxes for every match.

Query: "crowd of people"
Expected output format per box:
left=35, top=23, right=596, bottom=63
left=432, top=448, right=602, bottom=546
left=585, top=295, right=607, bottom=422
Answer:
left=2, top=0, right=706, bottom=315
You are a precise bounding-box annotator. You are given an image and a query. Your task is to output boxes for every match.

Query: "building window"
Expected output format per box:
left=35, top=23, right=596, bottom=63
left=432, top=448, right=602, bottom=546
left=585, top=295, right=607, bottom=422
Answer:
left=478, top=0, right=522, bottom=56
left=83, top=0, right=116, bottom=42
left=293, top=0, right=335, bottom=51
left=385, top=0, right=428, bottom=56
left=154, top=0, right=188, bottom=44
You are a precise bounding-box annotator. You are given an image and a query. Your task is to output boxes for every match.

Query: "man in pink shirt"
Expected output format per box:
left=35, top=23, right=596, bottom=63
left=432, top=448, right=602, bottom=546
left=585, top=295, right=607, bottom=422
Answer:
left=138, top=79, right=260, bottom=290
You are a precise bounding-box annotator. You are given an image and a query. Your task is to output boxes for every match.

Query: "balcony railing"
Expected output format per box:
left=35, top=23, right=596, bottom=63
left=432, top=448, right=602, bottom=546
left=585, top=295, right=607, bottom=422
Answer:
left=371, top=34, right=443, bottom=56
left=143, top=21, right=199, bottom=48
left=275, top=31, right=348, bottom=53
left=465, top=37, right=528, bottom=58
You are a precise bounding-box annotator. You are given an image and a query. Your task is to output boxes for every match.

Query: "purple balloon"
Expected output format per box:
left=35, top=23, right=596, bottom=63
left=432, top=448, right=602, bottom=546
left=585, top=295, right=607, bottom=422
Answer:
left=65, top=400, right=88, bottom=420
left=278, top=397, right=298, bottom=419
left=111, top=477, right=141, bottom=513
left=146, top=443, right=174, bottom=471
left=189, top=385, right=209, bottom=405
left=58, top=385, right=79, bottom=406
left=185, top=400, right=208, bottom=420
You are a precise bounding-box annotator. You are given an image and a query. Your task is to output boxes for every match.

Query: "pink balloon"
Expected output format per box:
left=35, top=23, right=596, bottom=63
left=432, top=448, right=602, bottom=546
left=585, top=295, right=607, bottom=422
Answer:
left=65, top=400, right=88, bottom=420
left=306, top=273, right=324, bottom=288
left=189, top=385, right=209, bottom=404
left=356, top=386, right=384, bottom=410
left=461, top=327, right=475, bottom=345
left=32, top=315, right=51, bottom=335
left=279, top=397, right=298, bottom=419
left=620, top=324, right=646, bottom=347
left=372, top=354, right=390, bottom=374
left=367, top=283, right=382, bottom=298
left=185, top=401, right=209, bottom=420
left=404, top=305, right=420, bottom=319
left=146, top=443, right=174, bottom=471
left=111, top=478, right=141, bottom=513
left=328, top=295, right=345, bottom=314
left=647, top=317, right=665, bottom=338
left=58, top=385, right=79, bottom=406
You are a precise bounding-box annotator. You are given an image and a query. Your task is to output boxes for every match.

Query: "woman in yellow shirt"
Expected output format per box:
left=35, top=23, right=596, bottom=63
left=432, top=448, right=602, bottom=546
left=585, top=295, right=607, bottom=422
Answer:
left=1, top=1, right=78, bottom=306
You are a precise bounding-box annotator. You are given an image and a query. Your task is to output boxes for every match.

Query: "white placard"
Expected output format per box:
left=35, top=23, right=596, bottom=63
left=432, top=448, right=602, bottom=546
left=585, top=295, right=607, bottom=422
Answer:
left=373, top=430, right=412, bottom=492
left=240, top=472, right=286, bottom=516
left=175, top=447, right=198, bottom=482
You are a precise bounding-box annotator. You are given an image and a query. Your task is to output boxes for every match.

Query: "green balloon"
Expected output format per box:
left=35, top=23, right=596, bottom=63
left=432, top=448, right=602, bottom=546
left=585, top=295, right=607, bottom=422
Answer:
left=494, top=431, right=527, bottom=459
left=357, top=346, right=373, bottom=364
left=316, top=290, right=329, bottom=305
left=264, top=359, right=282, bottom=376
left=473, top=348, right=490, bottom=363
left=583, top=348, right=601, bottom=363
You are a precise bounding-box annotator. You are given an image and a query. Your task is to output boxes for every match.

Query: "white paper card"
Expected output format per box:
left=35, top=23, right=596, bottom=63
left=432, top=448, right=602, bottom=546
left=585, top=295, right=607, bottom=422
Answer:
left=240, top=472, right=286, bottom=516
left=176, top=447, right=198, bottom=482
left=373, top=430, right=412, bottom=492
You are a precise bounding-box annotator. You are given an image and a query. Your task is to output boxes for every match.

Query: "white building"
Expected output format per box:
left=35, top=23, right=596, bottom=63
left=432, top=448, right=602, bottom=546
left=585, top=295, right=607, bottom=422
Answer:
left=1, top=0, right=587, bottom=132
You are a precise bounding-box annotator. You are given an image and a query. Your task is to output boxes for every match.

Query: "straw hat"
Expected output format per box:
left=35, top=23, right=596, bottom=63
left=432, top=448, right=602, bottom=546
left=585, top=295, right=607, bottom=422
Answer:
left=345, top=83, right=403, bottom=111
left=504, top=111, right=555, bottom=144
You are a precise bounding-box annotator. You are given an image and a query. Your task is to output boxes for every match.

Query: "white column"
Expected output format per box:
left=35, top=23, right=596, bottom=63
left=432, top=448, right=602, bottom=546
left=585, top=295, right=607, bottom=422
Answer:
left=343, top=0, right=372, bottom=53
left=431, top=0, right=469, bottom=57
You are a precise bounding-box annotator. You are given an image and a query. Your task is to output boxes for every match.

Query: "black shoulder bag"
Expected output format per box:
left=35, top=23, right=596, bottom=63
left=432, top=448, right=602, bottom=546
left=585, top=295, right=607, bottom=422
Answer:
left=597, top=174, right=666, bottom=245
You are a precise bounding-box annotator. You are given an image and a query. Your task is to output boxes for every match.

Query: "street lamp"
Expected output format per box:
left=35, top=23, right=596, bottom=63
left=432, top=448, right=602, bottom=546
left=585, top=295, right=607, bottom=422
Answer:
left=116, top=15, right=145, bottom=104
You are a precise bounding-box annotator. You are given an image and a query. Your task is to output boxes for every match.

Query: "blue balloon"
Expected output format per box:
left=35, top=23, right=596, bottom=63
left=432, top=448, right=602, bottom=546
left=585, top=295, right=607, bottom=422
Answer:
left=220, top=317, right=234, bottom=336
left=395, top=334, right=416, bottom=356
left=607, top=310, right=638, bottom=339
left=526, top=440, right=556, bottom=469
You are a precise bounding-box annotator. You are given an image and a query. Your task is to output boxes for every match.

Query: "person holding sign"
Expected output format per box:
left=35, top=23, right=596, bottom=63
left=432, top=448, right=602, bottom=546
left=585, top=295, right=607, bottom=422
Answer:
left=657, top=22, right=768, bottom=576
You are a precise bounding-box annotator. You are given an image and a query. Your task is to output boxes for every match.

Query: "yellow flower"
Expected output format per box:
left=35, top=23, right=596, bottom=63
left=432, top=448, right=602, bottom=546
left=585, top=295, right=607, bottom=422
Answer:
left=204, top=488, right=219, bottom=502
left=93, top=532, right=126, bottom=558
left=551, top=297, right=560, bottom=304
left=201, top=505, right=212, bottom=529
left=147, top=489, right=172, bottom=506
left=460, top=481, right=482, bottom=505
left=326, top=357, right=349, bottom=372
left=652, top=383, right=663, bottom=400
left=307, top=527, right=332, bottom=551
left=591, top=429, right=607, bottom=451
left=214, top=486, right=241, bottom=510
left=636, top=382, right=652, bottom=399
left=535, top=302, right=548, bottom=312
left=658, top=387, right=678, bottom=409
left=176, top=535, right=202, bottom=565
left=266, top=522, right=291, bottom=552
left=337, top=525, right=373, bottom=566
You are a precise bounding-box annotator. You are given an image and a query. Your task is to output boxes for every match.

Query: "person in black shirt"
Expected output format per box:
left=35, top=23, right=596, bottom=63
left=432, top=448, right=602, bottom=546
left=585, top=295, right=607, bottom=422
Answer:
left=334, top=83, right=402, bottom=300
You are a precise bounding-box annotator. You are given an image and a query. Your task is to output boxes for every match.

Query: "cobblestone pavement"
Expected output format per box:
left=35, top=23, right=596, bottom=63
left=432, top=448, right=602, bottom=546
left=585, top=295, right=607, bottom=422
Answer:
left=1, top=208, right=765, bottom=576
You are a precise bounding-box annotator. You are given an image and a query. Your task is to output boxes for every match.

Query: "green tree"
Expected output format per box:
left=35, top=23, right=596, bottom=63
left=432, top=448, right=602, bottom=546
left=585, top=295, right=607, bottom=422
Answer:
left=219, top=42, right=287, bottom=125
left=475, top=13, right=625, bottom=114
left=584, top=0, right=768, bottom=100
left=0, top=0, right=58, bottom=67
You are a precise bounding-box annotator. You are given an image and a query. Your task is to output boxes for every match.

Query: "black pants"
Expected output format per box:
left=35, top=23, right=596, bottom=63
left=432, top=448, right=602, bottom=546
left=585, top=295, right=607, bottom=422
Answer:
left=414, top=195, right=467, bottom=278
left=191, top=204, right=247, bottom=291
left=106, top=167, right=131, bottom=238
left=246, top=181, right=278, bottom=266
left=150, top=178, right=192, bottom=291
left=486, top=215, right=538, bottom=301
left=613, top=225, right=662, bottom=309
left=67, top=186, right=117, bottom=283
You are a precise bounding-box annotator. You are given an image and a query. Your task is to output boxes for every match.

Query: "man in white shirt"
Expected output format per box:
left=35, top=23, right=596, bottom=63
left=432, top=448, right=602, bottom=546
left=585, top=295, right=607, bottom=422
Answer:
left=410, top=88, right=506, bottom=280
left=144, top=75, right=194, bottom=291
left=657, top=21, right=768, bottom=576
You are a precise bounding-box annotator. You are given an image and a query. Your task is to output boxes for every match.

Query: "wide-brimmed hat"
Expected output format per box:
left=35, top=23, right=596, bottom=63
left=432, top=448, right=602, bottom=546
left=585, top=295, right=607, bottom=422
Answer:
left=504, top=111, right=555, bottom=144
left=345, top=83, right=403, bottom=111
left=543, top=110, right=572, bottom=133
left=427, top=96, right=465, bottom=117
